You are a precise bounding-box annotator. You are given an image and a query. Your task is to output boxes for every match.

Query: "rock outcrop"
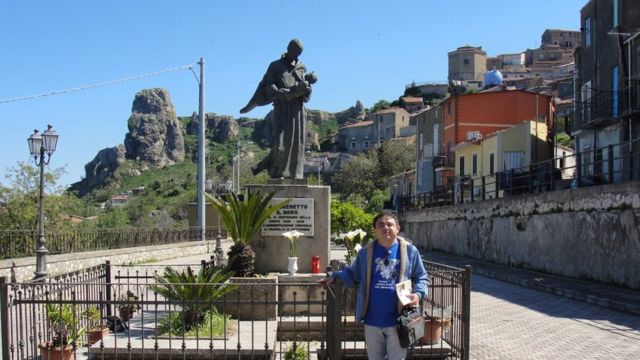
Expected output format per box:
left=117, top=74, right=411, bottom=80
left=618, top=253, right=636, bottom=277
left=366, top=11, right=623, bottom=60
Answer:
left=124, top=88, right=185, bottom=168
left=334, top=100, right=366, bottom=124
left=187, top=112, right=239, bottom=142
left=70, top=145, right=125, bottom=195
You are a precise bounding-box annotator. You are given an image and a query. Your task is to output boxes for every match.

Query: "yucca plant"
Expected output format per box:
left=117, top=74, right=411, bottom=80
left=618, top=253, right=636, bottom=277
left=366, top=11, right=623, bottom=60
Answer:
left=150, top=265, right=236, bottom=330
left=206, top=190, right=290, bottom=277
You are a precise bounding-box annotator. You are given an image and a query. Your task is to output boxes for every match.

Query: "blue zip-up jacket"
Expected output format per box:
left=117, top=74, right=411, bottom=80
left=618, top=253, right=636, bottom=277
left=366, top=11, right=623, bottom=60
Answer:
left=332, top=237, right=428, bottom=322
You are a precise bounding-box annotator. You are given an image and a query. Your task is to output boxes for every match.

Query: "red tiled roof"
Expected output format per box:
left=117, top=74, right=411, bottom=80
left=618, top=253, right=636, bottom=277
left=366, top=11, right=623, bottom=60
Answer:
left=340, top=120, right=373, bottom=129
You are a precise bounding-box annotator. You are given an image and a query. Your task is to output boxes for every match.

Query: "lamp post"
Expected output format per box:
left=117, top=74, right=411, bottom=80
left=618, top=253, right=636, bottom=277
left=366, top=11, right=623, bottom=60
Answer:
left=27, top=125, right=59, bottom=280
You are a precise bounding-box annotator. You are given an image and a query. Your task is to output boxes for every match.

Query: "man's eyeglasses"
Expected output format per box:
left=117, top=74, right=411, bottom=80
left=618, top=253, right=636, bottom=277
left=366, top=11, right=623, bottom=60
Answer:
left=384, top=250, right=392, bottom=266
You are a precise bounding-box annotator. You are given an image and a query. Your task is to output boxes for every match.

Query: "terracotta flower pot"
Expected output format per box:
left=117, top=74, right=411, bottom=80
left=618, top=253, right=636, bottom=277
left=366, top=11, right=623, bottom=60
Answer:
left=38, top=343, right=75, bottom=360
left=118, top=308, right=135, bottom=322
left=87, top=326, right=109, bottom=345
left=421, top=317, right=451, bottom=345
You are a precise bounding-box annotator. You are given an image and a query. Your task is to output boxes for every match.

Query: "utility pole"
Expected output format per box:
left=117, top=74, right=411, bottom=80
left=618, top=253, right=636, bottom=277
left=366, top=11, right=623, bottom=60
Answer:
left=235, top=142, right=241, bottom=192
left=196, top=58, right=206, bottom=241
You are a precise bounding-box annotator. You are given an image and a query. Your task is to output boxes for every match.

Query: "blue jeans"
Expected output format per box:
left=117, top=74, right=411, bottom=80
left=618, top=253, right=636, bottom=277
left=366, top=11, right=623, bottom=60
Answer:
left=364, top=325, right=407, bottom=360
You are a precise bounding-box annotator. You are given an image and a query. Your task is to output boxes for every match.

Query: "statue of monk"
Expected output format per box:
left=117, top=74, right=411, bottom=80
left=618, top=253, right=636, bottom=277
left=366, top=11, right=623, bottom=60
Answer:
left=240, top=39, right=317, bottom=179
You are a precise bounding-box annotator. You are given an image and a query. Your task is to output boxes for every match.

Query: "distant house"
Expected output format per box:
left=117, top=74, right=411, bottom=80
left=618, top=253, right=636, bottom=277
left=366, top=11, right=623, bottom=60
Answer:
left=337, top=120, right=375, bottom=153
left=401, top=96, right=424, bottom=113
left=573, top=0, right=640, bottom=182
left=389, top=169, right=416, bottom=197
left=367, top=107, right=412, bottom=143
left=438, top=89, right=554, bottom=187
left=107, top=194, right=129, bottom=208
left=415, top=106, right=444, bottom=194
left=454, top=120, right=550, bottom=200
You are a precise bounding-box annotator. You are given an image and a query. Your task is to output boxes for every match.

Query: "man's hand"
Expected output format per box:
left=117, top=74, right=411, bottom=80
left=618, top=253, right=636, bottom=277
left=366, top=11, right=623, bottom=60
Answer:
left=316, top=277, right=334, bottom=289
left=407, top=293, right=420, bottom=307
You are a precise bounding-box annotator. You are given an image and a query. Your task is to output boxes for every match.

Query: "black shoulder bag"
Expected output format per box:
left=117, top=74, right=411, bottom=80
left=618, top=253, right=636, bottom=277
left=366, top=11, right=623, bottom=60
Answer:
left=396, top=306, right=425, bottom=348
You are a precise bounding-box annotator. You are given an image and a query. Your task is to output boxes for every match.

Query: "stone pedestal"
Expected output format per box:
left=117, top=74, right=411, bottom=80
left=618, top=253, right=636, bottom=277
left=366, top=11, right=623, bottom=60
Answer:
left=248, top=183, right=330, bottom=274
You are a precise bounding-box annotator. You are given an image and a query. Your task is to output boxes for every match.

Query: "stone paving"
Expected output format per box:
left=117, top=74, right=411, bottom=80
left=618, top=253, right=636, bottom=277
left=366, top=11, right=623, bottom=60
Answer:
left=469, top=274, right=640, bottom=359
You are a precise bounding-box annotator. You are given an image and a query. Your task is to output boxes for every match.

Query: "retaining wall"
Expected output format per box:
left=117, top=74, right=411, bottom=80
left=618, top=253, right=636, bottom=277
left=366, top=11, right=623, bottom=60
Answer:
left=0, top=240, right=214, bottom=282
left=404, top=182, right=640, bottom=290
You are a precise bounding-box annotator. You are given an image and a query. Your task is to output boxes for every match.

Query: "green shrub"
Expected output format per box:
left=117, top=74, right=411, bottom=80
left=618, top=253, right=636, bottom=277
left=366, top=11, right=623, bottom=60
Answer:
left=330, top=199, right=374, bottom=238
left=155, top=308, right=230, bottom=337
left=284, top=343, right=308, bottom=360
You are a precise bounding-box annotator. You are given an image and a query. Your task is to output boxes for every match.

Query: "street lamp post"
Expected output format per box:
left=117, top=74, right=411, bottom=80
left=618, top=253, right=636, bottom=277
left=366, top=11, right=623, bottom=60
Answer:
left=27, top=125, right=59, bottom=280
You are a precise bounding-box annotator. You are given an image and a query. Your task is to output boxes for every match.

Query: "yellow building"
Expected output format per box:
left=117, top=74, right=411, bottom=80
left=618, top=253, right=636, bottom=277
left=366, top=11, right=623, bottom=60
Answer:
left=454, top=120, right=549, bottom=201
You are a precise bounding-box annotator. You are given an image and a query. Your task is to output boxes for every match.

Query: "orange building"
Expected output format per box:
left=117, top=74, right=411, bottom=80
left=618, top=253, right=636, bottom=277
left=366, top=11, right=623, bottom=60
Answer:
left=438, top=89, right=554, bottom=184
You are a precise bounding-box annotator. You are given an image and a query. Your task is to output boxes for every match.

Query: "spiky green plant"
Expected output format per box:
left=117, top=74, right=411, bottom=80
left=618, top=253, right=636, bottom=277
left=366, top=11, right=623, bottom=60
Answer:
left=150, top=265, right=236, bottom=330
left=44, top=303, right=86, bottom=348
left=206, top=190, right=290, bottom=277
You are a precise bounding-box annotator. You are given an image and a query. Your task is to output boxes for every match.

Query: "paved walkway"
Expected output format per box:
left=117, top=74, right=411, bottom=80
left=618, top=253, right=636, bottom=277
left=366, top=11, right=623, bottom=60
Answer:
left=424, top=250, right=640, bottom=316
left=424, top=250, right=640, bottom=359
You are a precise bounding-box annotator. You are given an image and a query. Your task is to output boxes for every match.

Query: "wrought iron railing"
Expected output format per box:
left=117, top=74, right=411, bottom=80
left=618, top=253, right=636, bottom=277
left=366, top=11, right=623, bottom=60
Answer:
left=404, top=138, right=640, bottom=210
left=0, top=227, right=224, bottom=260
left=1, top=260, right=471, bottom=360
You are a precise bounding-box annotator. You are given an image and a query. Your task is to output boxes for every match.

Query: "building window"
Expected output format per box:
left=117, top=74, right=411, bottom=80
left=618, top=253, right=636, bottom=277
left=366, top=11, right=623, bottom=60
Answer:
left=433, top=124, right=440, bottom=155
left=613, top=0, right=619, bottom=27
left=582, top=81, right=592, bottom=123
left=472, top=153, right=478, bottom=176
left=489, top=153, right=495, bottom=175
left=447, top=102, right=451, bottom=115
left=503, top=151, right=524, bottom=172
left=459, top=156, right=465, bottom=177
left=463, top=59, right=469, bottom=65
left=364, top=140, right=369, bottom=148
left=585, top=16, right=591, bottom=48
left=351, top=142, right=356, bottom=150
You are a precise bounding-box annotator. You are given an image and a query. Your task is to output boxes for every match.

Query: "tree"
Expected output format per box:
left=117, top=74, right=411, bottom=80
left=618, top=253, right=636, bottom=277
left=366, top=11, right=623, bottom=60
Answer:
left=377, top=141, right=416, bottom=181
left=0, top=162, right=79, bottom=232
left=330, top=151, right=379, bottom=200
left=368, top=100, right=391, bottom=114
left=330, top=199, right=373, bottom=237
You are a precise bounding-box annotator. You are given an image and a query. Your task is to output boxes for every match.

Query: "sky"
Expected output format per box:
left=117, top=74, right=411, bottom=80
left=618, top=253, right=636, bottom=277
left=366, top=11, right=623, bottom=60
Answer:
left=0, top=0, right=586, bottom=188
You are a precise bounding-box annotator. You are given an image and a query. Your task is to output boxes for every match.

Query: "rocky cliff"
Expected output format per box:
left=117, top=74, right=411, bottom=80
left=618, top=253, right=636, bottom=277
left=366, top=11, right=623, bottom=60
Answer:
left=186, top=112, right=240, bottom=142
left=124, top=88, right=185, bottom=168
left=70, top=145, right=126, bottom=195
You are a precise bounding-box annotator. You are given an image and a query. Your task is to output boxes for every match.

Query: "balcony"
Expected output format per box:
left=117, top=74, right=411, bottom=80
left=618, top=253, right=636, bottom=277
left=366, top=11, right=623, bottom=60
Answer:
left=621, top=80, right=640, bottom=117
left=575, top=92, right=622, bottom=131
left=573, top=81, right=640, bottom=132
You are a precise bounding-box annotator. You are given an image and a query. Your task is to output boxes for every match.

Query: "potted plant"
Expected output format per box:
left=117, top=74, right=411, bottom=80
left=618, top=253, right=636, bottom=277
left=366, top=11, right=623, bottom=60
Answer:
left=150, top=265, right=236, bottom=333
left=284, top=342, right=308, bottom=360
left=83, top=306, right=109, bottom=345
left=340, top=229, right=368, bottom=264
left=117, top=290, right=140, bottom=322
left=206, top=190, right=290, bottom=277
left=39, top=303, right=86, bottom=360
left=282, top=230, right=304, bottom=275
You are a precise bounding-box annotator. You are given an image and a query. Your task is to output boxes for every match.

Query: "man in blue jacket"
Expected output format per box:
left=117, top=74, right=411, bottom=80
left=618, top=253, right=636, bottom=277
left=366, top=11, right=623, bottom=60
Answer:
left=318, top=210, right=428, bottom=360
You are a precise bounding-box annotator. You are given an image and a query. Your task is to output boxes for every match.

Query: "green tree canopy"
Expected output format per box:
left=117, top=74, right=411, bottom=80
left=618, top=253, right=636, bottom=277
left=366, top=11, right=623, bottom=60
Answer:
left=0, top=162, right=81, bottom=231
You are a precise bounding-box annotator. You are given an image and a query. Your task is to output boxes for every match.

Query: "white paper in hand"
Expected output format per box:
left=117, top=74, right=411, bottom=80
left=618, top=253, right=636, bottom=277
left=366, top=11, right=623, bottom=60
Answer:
left=396, top=280, right=412, bottom=306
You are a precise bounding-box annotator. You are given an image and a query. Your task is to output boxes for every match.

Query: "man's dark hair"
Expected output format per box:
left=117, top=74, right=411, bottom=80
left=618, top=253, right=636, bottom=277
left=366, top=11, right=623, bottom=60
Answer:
left=372, top=210, right=400, bottom=228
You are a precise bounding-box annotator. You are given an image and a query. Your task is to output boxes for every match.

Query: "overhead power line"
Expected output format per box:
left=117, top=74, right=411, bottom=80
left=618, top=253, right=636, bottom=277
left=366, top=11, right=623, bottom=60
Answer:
left=0, top=64, right=195, bottom=104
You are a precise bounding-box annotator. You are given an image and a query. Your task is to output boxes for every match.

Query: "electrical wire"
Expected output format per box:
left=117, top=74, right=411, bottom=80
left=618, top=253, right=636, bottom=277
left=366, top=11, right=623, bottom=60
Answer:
left=0, top=63, right=195, bottom=104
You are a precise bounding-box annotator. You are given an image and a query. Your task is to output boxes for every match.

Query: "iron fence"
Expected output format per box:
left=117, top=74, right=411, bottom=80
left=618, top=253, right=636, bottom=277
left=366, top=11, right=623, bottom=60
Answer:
left=405, top=138, right=640, bottom=211
left=0, top=227, right=224, bottom=260
left=1, top=260, right=471, bottom=360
